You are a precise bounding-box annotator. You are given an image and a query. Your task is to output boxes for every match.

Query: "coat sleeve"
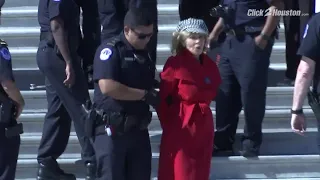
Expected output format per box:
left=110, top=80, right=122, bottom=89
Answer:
left=156, top=56, right=179, bottom=126
left=209, top=58, right=222, bottom=100
left=212, top=60, right=221, bottom=90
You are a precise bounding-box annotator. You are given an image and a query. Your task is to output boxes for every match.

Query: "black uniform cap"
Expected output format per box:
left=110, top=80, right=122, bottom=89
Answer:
left=0, top=0, right=4, bottom=9
left=124, top=7, right=154, bottom=28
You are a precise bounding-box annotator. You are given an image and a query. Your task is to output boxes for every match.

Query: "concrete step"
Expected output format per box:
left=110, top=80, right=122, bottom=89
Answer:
left=0, top=24, right=285, bottom=63
left=7, top=41, right=286, bottom=69
left=12, top=68, right=44, bottom=91
left=1, top=5, right=285, bottom=30
left=0, top=24, right=286, bottom=50
left=18, top=124, right=320, bottom=155
left=0, top=5, right=180, bottom=27
left=8, top=45, right=285, bottom=69
left=10, top=63, right=288, bottom=91
left=14, top=153, right=320, bottom=179
left=18, top=106, right=318, bottom=132
left=0, top=5, right=181, bottom=27
left=4, top=1, right=39, bottom=8
left=21, top=87, right=301, bottom=110
left=1, top=5, right=286, bottom=54
left=0, top=7, right=39, bottom=27
left=4, top=0, right=179, bottom=8
left=10, top=58, right=288, bottom=91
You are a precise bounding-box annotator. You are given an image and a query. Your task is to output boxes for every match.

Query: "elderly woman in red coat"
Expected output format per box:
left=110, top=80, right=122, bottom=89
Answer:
left=157, top=18, right=222, bottom=180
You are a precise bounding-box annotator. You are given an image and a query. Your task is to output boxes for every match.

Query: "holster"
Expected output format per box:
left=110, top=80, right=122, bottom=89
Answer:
left=5, top=123, right=23, bottom=138
left=0, top=94, right=17, bottom=124
left=0, top=93, right=23, bottom=137
left=308, top=77, right=320, bottom=119
left=307, top=91, right=320, bottom=119
left=83, top=101, right=98, bottom=138
left=95, top=111, right=152, bottom=136
left=308, top=76, right=320, bottom=153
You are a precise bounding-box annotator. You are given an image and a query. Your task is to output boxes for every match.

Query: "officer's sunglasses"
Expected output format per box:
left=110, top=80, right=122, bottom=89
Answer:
left=131, top=29, right=153, bottom=40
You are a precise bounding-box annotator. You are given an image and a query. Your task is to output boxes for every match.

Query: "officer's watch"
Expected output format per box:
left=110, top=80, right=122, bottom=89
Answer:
left=260, top=32, right=270, bottom=41
left=291, top=109, right=303, bottom=115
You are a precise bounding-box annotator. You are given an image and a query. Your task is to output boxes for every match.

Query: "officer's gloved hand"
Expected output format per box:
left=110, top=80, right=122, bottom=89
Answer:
left=144, top=89, right=160, bottom=109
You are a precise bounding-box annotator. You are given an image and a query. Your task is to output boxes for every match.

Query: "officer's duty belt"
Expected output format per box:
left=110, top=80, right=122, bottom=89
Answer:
left=95, top=111, right=152, bottom=136
left=39, top=31, right=79, bottom=58
left=227, top=26, right=263, bottom=36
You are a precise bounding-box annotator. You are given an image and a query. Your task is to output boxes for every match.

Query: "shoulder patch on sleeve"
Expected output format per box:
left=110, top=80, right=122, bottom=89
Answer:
left=0, top=48, right=11, bottom=61
left=100, top=48, right=113, bottom=61
left=303, top=24, right=309, bottom=38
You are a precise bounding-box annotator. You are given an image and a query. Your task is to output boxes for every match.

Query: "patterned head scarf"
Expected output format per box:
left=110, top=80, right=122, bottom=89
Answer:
left=175, top=18, right=209, bottom=35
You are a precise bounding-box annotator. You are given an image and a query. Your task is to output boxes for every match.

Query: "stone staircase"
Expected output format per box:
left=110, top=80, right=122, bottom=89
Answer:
left=4, top=0, right=320, bottom=179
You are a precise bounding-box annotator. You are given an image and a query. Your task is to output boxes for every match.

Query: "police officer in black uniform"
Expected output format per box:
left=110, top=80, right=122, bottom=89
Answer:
left=92, top=7, right=159, bottom=180
left=209, top=0, right=283, bottom=157
left=98, top=0, right=158, bottom=62
left=76, top=0, right=101, bottom=89
left=291, top=13, right=320, bottom=135
left=0, top=1, right=25, bottom=180
left=280, top=0, right=315, bottom=86
left=37, top=0, right=96, bottom=179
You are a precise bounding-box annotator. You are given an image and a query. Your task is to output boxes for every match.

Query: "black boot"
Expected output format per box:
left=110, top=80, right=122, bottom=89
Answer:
left=85, top=163, right=96, bottom=180
left=37, top=161, right=76, bottom=180
left=239, top=140, right=260, bottom=157
left=212, top=136, right=235, bottom=156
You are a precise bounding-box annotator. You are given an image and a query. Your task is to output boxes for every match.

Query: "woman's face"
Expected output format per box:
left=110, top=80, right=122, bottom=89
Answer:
left=185, top=34, right=206, bottom=57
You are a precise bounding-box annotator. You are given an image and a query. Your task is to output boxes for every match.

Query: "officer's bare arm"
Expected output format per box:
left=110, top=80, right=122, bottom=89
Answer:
left=292, top=57, right=315, bottom=110
left=1, top=80, right=25, bottom=109
left=261, top=0, right=284, bottom=36
left=209, top=18, right=224, bottom=40
left=99, top=79, right=146, bottom=100
left=50, top=17, right=72, bottom=64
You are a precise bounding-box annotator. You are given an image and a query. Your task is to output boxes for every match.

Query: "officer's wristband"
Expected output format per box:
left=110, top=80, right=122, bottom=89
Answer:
left=291, top=109, right=303, bottom=115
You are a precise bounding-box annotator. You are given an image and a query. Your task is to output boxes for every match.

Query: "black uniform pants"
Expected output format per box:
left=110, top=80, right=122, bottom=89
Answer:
left=215, top=34, right=274, bottom=149
left=98, top=0, right=158, bottom=62
left=0, top=124, right=20, bottom=180
left=36, top=40, right=95, bottom=164
left=94, top=129, right=151, bottom=180
left=283, top=0, right=313, bottom=80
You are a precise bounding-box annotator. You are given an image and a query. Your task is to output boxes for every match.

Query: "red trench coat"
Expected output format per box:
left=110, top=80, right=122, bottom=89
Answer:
left=157, top=49, right=221, bottom=180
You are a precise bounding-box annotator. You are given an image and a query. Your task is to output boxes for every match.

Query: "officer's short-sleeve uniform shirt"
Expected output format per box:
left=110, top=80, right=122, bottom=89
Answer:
left=93, top=33, right=156, bottom=115
left=297, top=13, right=320, bottom=63
left=0, top=41, right=14, bottom=83
left=38, top=0, right=80, bottom=32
